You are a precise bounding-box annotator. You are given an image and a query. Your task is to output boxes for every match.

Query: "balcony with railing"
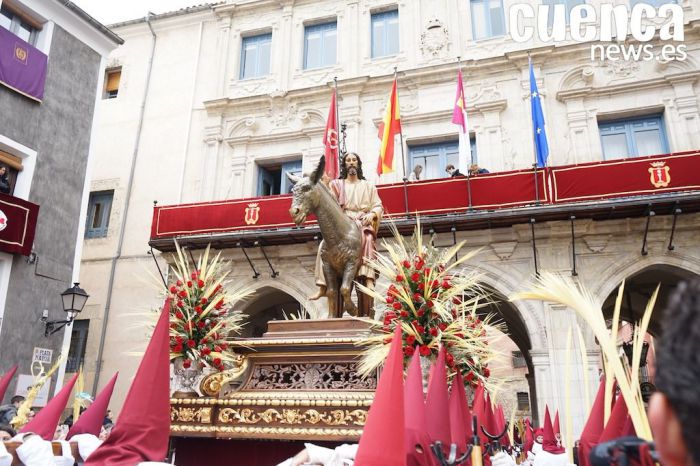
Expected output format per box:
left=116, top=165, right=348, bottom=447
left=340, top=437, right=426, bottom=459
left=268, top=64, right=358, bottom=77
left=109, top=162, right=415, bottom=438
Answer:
left=150, top=151, right=700, bottom=252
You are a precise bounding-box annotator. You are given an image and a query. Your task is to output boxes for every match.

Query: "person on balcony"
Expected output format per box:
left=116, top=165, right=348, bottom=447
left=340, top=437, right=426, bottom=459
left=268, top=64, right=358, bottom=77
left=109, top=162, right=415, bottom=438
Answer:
left=445, top=164, right=464, bottom=177
left=308, top=152, right=383, bottom=302
left=0, top=166, right=10, bottom=194
left=469, top=163, right=490, bottom=176
left=408, top=164, right=423, bottom=181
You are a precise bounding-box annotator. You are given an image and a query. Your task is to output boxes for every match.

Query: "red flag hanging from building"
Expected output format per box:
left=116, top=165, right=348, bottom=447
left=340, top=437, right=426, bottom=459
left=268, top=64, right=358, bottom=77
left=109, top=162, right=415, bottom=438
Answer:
left=323, top=89, right=339, bottom=179
left=376, top=78, right=402, bottom=176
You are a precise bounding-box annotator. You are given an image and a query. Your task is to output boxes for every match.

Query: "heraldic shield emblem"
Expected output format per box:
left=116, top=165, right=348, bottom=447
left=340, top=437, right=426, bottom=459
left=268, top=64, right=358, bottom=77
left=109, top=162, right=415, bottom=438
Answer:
left=648, top=161, right=671, bottom=188
left=244, top=203, right=260, bottom=225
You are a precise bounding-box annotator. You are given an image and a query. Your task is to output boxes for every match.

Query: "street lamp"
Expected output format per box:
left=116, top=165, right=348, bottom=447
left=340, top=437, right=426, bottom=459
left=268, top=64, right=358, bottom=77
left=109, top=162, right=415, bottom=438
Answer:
left=41, top=282, right=89, bottom=336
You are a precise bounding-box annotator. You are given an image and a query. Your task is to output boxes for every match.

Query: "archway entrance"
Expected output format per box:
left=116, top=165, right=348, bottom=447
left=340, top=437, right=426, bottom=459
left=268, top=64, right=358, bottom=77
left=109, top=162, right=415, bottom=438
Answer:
left=478, top=288, right=537, bottom=422
left=238, top=287, right=304, bottom=338
left=600, top=264, right=699, bottom=394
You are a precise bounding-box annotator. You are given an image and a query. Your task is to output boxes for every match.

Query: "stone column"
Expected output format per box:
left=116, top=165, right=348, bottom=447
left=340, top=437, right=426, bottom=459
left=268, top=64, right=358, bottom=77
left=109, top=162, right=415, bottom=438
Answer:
left=201, top=123, right=223, bottom=201
left=278, top=3, right=294, bottom=92
left=475, top=101, right=507, bottom=172
left=215, top=13, right=233, bottom=98
left=565, top=98, right=594, bottom=164
left=668, top=76, right=700, bottom=151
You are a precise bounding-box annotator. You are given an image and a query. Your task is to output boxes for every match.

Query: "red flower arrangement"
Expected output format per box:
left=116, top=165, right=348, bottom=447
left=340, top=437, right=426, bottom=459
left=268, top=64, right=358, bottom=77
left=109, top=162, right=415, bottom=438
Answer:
left=167, top=243, right=249, bottom=372
left=359, top=221, right=499, bottom=387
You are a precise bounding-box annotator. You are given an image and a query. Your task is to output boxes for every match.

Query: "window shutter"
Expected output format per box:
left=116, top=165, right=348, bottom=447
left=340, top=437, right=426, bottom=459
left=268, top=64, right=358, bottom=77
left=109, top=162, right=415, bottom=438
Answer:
left=106, top=70, right=121, bottom=93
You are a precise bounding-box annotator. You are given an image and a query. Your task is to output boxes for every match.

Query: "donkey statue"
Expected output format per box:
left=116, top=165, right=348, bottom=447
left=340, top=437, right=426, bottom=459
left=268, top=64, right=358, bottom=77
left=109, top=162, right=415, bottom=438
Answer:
left=287, top=157, right=370, bottom=318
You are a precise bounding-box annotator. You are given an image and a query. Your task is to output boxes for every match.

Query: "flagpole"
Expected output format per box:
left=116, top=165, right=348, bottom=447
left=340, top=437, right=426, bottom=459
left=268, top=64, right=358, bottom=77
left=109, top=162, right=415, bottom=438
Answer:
left=334, top=76, right=344, bottom=180
left=458, top=56, right=474, bottom=213
left=528, top=53, right=541, bottom=206
left=395, top=66, right=409, bottom=216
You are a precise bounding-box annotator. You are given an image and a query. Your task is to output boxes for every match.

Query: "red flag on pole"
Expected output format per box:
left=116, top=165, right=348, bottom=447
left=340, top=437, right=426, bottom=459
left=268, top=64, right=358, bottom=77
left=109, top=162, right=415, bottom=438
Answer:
left=323, top=89, right=339, bottom=179
left=377, top=78, right=402, bottom=176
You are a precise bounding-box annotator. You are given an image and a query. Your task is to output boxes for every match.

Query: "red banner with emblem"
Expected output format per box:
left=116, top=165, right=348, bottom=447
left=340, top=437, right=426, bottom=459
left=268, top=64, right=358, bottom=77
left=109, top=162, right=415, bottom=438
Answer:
left=0, top=193, right=39, bottom=255
left=550, top=151, right=700, bottom=203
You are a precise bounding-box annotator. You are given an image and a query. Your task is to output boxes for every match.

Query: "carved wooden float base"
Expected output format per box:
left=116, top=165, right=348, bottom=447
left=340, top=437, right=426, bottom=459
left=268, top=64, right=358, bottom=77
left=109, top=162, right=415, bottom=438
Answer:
left=170, top=318, right=377, bottom=442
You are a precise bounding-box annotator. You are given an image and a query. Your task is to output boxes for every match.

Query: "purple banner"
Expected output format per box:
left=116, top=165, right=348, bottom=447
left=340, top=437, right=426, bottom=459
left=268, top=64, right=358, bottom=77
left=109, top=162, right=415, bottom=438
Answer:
left=0, top=26, right=47, bottom=102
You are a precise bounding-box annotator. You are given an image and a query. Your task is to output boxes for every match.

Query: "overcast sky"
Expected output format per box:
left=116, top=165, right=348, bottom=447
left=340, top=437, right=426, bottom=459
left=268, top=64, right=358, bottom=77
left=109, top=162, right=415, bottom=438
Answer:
left=71, top=0, right=209, bottom=25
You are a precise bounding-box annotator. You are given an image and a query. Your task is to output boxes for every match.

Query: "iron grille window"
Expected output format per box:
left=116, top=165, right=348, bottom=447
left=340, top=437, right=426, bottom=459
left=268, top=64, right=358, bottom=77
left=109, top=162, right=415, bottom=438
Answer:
left=517, top=392, right=530, bottom=411
left=66, top=320, right=89, bottom=373
left=512, top=350, right=527, bottom=368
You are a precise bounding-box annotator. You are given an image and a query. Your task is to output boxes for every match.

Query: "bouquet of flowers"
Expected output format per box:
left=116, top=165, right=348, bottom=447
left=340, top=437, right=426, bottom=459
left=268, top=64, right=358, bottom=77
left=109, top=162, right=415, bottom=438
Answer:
left=167, top=242, right=250, bottom=372
left=358, top=221, right=500, bottom=387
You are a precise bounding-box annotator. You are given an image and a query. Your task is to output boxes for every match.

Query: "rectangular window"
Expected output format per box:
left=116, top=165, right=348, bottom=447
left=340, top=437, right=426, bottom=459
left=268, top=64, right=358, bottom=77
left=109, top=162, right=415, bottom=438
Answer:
left=85, top=191, right=113, bottom=238
left=599, top=115, right=668, bottom=160
left=0, top=4, right=41, bottom=46
left=104, top=68, right=121, bottom=99
left=470, top=0, right=505, bottom=40
left=542, top=0, right=586, bottom=27
left=66, top=320, right=89, bottom=373
left=371, top=10, right=399, bottom=58
left=409, top=139, right=476, bottom=180
left=517, top=392, right=530, bottom=411
left=512, top=350, right=527, bottom=368
left=304, top=22, right=337, bottom=69
left=240, top=33, right=272, bottom=79
left=257, top=160, right=302, bottom=196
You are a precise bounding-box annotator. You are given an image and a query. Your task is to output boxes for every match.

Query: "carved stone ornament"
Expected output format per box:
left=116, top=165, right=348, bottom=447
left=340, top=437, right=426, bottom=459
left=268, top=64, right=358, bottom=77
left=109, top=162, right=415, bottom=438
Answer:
left=247, top=362, right=377, bottom=390
left=420, top=17, right=449, bottom=58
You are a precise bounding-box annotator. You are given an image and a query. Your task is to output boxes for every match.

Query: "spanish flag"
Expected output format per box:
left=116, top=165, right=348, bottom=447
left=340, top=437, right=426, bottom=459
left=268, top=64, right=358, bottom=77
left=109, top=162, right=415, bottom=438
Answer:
left=376, top=78, right=402, bottom=176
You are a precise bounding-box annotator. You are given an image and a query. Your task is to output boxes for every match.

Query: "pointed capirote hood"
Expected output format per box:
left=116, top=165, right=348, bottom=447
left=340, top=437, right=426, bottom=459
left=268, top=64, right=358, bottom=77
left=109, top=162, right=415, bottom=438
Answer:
left=355, top=325, right=406, bottom=466
left=0, top=365, right=18, bottom=403
left=67, top=372, right=118, bottom=439
left=404, top=351, right=434, bottom=466
left=86, top=300, right=172, bottom=466
left=425, top=347, right=451, bottom=448
left=20, top=373, right=79, bottom=440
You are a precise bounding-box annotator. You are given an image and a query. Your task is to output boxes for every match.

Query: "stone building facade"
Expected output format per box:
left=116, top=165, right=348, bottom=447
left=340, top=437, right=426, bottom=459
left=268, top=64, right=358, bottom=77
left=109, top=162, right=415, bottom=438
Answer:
left=0, top=0, right=121, bottom=400
left=79, top=0, right=700, bottom=437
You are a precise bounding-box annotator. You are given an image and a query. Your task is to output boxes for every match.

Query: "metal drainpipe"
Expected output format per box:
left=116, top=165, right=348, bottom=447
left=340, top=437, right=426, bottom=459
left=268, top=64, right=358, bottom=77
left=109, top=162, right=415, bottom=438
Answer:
left=91, top=14, right=158, bottom=395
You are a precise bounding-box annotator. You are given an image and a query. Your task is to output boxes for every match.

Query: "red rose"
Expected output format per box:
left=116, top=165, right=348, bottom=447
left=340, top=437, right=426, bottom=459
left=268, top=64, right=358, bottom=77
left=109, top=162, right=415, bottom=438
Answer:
left=174, top=311, right=184, bottom=320
left=385, top=311, right=396, bottom=320
left=406, top=335, right=416, bottom=345
left=416, top=325, right=425, bottom=334
left=418, top=282, right=425, bottom=291
left=400, top=310, right=408, bottom=318
left=431, top=291, right=439, bottom=299
left=413, top=293, right=422, bottom=302
left=446, top=353, right=455, bottom=366
left=178, top=290, right=187, bottom=298
left=187, top=339, right=195, bottom=348
left=215, top=299, right=224, bottom=309
left=175, top=336, right=183, bottom=343
left=187, top=281, right=192, bottom=288
left=402, top=260, right=411, bottom=269
left=201, top=337, right=208, bottom=344
left=197, top=321, right=205, bottom=329
left=191, top=271, right=198, bottom=279
left=410, top=273, right=421, bottom=283
left=424, top=267, right=432, bottom=276
left=411, top=320, right=419, bottom=328
left=417, top=308, right=425, bottom=317
left=220, top=343, right=228, bottom=350
left=395, top=274, right=404, bottom=282
left=201, top=347, right=211, bottom=355
left=392, top=301, right=402, bottom=310
left=214, top=345, right=222, bottom=352
left=200, top=297, right=208, bottom=305
left=176, top=300, right=184, bottom=308
left=385, top=296, right=395, bottom=304
left=169, top=286, right=177, bottom=294
left=427, top=301, right=434, bottom=308
left=430, top=327, right=438, bottom=337
left=169, top=322, right=177, bottom=329
left=215, top=284, right=222, bottom=292
left=414, top=257, right=424, bottom=270
left=403, top=346, right=415, bottom=356
left=483, top=367, right=491, bottom=377
left=195, top=305, right=202, bottom=314
left=452, top=297, right=462, bottom=305
left=182, top=359, right=192, bottom=369
left=442, top=281, right=451, bottom=289
left=176, top=279, right=183, bottom=286
left=221, top=322, right=226, bottom=328
left=173, top=343, right=183, bottom=352
left=465, top=371, right=475, bottom=382
left=419, top=345, right=431, bottom=356
left=198, top=280, right=205, bottom=288
left=438, top=323, right=447, bottom=331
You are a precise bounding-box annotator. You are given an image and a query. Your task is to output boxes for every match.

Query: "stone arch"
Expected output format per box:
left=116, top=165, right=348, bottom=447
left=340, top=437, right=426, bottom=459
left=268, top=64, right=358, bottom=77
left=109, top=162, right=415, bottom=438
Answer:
left=591, top=256, right=700, bottom=337
left=558, top=65, right=595, bottom=93
left=233, top=283, right=305, bottom=338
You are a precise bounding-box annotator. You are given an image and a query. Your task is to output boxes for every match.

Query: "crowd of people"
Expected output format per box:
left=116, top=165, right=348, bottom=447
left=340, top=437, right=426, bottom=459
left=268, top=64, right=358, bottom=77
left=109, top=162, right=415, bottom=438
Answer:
left=407, top=163, right=490, bottom=182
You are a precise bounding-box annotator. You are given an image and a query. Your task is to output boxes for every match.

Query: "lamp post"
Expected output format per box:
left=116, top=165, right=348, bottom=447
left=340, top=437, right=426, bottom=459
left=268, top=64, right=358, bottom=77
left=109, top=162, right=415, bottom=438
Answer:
left=41, top=282, right=89, bottom=336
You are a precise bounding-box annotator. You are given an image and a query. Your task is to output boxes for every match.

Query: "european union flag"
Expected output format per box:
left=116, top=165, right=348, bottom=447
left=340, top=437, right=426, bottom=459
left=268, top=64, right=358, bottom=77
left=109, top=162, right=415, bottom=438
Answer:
left=530, top=59, right=549, bottom=168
